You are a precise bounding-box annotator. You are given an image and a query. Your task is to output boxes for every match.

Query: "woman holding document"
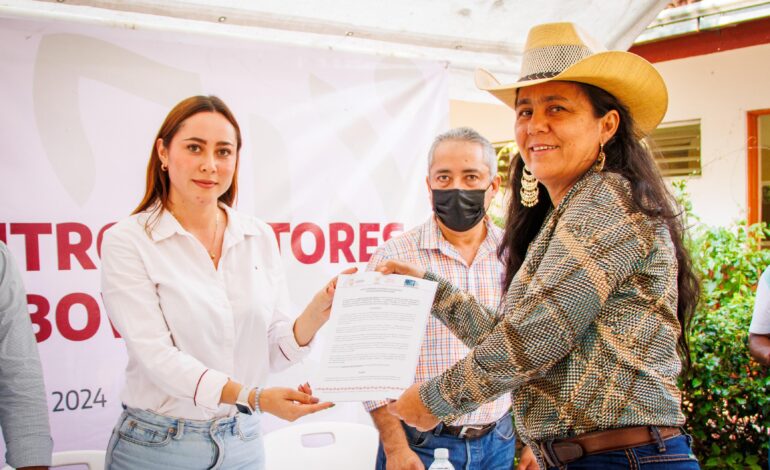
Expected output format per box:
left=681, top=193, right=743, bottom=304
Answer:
left=101, top=95, right=341, bottom=469
left=376, top=23, right=701, bottom=469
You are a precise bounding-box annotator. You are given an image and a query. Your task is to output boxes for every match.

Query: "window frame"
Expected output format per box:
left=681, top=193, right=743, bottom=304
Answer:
left=649, top=119, right=702, bottom=178
left=747, top=109, right=770, bottom=225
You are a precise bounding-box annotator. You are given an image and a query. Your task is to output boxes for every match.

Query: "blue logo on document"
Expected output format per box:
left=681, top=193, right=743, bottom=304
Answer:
left=404, top=279, right=416, bottom=287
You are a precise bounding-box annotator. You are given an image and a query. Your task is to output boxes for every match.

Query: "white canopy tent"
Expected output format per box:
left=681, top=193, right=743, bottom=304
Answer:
left=0, top=0, right=672, bottom=452
left=1, top=0, right=669, bottom=99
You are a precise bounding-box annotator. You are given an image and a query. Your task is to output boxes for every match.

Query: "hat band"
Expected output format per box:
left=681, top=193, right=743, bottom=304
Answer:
left=518, top=71, right=560, bottom=82
left=518, top=44, right=593, bottom=82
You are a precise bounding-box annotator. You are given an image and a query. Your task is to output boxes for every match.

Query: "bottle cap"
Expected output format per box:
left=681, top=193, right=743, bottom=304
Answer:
left=434, top=448, right=449, bottom=459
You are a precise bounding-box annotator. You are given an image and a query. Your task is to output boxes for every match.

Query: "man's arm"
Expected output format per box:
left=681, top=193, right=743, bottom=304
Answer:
left=364, top=236, right=425, bottom=470
left=0, top=244, right=52, bottom=469
left=370, top=406, right=424, bottom=470
left=750, top=269, right=770, bottom=368
left=749, top=333, right=770, bottom=366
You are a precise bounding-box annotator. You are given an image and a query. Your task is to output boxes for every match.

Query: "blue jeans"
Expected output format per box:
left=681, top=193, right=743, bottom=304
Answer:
left=545, top=434, right=700, bottom=469
left=376, top=412, right=516, bottom=470
left=105, top=407, right=264, bottom=470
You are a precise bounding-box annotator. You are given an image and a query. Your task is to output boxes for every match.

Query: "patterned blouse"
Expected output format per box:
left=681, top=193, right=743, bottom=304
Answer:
left=419, top=170, right=686, bottom=452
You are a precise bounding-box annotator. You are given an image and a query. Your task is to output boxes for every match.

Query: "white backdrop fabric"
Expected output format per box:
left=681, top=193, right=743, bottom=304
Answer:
left=0, top=14, right=447, bottom=461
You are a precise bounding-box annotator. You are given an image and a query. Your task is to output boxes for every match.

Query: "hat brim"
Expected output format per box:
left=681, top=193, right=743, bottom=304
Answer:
left=475, top=51, right=668, bottom=136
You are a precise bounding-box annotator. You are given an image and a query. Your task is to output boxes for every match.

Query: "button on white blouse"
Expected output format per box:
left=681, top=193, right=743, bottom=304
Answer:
left=101, top=204, right=309, bottom=419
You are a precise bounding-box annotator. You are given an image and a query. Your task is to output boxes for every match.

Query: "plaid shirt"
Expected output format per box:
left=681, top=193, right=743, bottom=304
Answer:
left=363, top=216, right=511, bottom=426
left=419, top=171, right=686, bottom=460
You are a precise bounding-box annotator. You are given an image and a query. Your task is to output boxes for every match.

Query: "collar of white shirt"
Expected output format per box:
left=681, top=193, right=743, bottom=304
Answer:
left=148, top=203, right=262, bottom=244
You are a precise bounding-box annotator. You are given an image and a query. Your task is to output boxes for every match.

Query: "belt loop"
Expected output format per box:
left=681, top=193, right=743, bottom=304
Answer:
left=433, top=422, right=444, bottom=437
left=173, top=419, right=185, bottom=440
left=649, top=426, right=666, bottom=453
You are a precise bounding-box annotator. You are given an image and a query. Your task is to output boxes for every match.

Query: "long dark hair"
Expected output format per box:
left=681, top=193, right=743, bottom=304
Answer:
left=499, top=82, right=699, bottom=370
left=133, top=95, right=242, bottom=215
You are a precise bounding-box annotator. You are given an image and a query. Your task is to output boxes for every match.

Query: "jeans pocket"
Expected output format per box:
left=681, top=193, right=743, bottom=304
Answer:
left=236, top=415, right=261, bottom=442
left=118, top=416, right=174, bottom=447
left=634, top=436, right=699, bottom=465
left=636, top=453, right=699, bottom=465
left=493, top=415, right=515, bottom=441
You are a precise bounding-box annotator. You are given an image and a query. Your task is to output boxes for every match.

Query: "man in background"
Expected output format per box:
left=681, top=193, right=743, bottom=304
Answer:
left=364, top=128, right=515, bottom=469
left=0, top=241, right=52, bottom=469
left=749, top=266, right=770, bottom=365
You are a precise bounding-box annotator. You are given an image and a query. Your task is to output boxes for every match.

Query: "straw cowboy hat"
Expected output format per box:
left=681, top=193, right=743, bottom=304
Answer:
left=475, top=22, right=668, bottom=136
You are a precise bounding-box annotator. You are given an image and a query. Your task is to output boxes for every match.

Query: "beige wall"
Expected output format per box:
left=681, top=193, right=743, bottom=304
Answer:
left=655, top=42, right=770, bottom=227
left=449, top=99, right=516, bottom=144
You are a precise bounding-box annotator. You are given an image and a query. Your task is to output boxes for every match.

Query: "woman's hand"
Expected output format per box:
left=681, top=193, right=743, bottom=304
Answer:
left=294, top=266, right=358, bottom=345
left=309, top=266, right=358, bottom=323
left=386, top=383, right=439, bottom=431
left=375, top=260, right=426, bottom=279
left=517, top=445, right=539, bottom=470
left=258, top=386, right=334, bottom=422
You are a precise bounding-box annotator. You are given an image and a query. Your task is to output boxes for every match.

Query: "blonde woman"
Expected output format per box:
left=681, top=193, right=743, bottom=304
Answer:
left=101, top=96, right=341, bottom=469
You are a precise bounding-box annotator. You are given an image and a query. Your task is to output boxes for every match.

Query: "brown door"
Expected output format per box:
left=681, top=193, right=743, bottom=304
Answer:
left=747, top=110, right=770, bottom=225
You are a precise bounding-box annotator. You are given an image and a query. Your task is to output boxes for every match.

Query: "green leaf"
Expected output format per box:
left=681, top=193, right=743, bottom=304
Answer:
left=692, top=377, right=702, bottom=387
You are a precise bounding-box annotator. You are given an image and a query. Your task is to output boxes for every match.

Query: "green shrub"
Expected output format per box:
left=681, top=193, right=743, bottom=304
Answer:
left=673, top=180, right=770, bottom=469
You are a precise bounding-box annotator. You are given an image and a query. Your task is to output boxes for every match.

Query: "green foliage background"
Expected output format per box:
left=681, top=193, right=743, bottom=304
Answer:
left=673, top=180, right=770, bottom=469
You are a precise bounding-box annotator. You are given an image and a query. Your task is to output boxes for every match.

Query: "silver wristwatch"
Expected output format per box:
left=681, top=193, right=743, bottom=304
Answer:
left=235, top=386, right=260, bottom=415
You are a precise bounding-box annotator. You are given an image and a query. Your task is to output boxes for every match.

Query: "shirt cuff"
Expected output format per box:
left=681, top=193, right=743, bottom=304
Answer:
left=419, top=377, right=460, bottom=424
left=194, top=368, right=230, bottom=411
left=424, top=271, right=454, bottom=301
left=276, top=322, right=313, bottom=363
left=363, top=399, right=388, bottom=412
left=5, top=434, right=53, bottom=468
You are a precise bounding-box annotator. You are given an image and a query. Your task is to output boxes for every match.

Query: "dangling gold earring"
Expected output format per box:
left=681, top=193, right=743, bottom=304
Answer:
left=594, top=142, right=606, bottom=172
left=520, top=165, right=539, bottom=207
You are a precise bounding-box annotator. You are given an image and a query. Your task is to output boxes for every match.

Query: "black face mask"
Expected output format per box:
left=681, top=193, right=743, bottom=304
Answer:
left=431, top=187, right=489, bottom=232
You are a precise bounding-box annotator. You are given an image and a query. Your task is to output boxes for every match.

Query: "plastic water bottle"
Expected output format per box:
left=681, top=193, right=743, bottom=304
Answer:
left=427, top=448, right=455, bottom=470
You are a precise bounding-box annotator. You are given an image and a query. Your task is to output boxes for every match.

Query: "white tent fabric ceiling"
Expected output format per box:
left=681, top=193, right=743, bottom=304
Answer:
left=1, top=0, right=669, bottom=98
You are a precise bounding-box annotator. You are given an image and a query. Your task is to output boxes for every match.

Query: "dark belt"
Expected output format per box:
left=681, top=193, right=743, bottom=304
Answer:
left=439, top=420, right=497, bottom=440
left=538, top=425, right=682, bottom=468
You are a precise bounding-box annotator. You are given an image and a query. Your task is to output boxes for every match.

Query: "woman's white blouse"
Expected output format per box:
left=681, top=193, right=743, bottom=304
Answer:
left=100, top=205, right=309, bottom=419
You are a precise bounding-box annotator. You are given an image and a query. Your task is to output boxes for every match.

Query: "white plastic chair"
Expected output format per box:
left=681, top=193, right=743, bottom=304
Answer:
left=2, top=450, right=105, bottom=470
left=263, top=421, right=379, bottom=470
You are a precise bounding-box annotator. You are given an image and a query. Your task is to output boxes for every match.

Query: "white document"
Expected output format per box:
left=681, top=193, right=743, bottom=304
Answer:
left=313, top=272, right=438, bottom=402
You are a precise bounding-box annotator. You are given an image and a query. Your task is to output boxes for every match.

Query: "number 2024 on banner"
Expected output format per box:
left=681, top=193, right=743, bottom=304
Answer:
left=52, top=388, right=106, bottom=412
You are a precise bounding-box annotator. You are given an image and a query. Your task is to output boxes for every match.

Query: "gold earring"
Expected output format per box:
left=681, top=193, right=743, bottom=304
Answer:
left=161, top=162, right=168, bottom=172
left=520, top=166, right=539, bottom=207
left=595, top=143, right=606, bottom=172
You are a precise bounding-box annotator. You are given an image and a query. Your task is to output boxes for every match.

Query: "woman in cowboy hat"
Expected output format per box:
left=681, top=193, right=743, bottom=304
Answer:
left=375, top=22, right=700, bottom=469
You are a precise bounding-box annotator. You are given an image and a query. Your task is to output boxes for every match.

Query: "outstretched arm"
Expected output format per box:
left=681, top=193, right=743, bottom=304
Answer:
left=376, top=260, right=501, bottom=348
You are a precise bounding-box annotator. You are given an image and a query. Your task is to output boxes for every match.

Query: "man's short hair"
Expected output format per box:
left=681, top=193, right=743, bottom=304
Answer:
left=427, top=127, right=497, bottom=178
